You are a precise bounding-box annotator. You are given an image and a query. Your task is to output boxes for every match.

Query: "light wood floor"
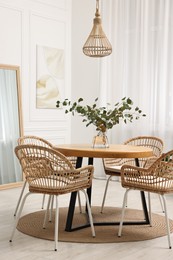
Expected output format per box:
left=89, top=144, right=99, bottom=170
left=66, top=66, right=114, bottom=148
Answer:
left=0, top=178, right=173, bottom=260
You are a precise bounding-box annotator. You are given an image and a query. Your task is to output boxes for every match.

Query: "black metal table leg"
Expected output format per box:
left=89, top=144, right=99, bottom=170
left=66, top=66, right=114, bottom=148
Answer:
left=65, top=156, right=150, bottom=232
left=65, top=191, right=77, bottom=231
left=85, top=157, right=93, bottom=212
left=140, top=190, right=150, bottom=223
left=135, top=158, right=150, bottom=224
left=65, top=157, right=83, bottom=231
left=87, top=158, right=93, bottom=203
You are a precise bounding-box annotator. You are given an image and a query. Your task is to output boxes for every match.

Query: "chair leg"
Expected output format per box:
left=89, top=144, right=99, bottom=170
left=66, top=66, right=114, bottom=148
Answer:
left=14, top=180, right=27, bottom=216
left=43, top=195, right=52, bottom=229
left=101, top=175, right=112, bottom=213
left=118, top=188, right=131, bottom=237
left=77, top=191, right=82, bottom=213
left=47, top=192, right=82, bottom=222
left=158, top=194, right=164, bottom=213
left=10, top=192, right=31, bottom=242
left=124, top=189, right=128, bottom=207
left=45, top=192, right=82, bottom=216
left=148, top=192, right=152, bottom=226
left=161, top=195, right=172, bottom=249
left=49, top=195, right=54, bottom=222
left=148, top=193, right=164, bottom=217
left=81, top=190, right=95, bottom=237
left=41, top=194, right=46, bottom=209
left=54, top=196, right=59, bottom=251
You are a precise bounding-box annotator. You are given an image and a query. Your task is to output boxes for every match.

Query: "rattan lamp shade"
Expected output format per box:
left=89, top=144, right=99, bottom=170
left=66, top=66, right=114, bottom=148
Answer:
left=83, top=0, right=112, bottom=58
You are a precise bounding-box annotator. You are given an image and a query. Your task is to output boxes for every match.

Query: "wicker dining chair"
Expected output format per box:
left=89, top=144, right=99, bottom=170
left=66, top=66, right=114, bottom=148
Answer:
left=118, top=150, right=173, bottom=249
left=101, top=136, right=164, bottom=213
left=10, top=144, right=95, bottom=251
left=14, top=136, right=53, bottom=216
left=14, top=136, right=81, bottom=216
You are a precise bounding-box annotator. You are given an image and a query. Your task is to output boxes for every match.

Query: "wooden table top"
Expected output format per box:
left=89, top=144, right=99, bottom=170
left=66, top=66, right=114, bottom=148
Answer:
left=54, top=144, right=153, bottom=159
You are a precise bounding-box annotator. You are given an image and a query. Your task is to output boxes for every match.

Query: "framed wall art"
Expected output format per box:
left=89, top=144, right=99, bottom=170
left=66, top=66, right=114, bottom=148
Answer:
left=36, top=45, right=64, bottom=109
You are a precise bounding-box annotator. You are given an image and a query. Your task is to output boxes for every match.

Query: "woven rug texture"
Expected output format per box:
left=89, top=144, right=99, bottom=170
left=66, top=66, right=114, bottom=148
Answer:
left=17, top=206, right=173, bottom=243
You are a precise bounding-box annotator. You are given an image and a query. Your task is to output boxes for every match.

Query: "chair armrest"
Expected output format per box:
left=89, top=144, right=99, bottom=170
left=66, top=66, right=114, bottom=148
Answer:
left=120, top=154, right=173, bottom=193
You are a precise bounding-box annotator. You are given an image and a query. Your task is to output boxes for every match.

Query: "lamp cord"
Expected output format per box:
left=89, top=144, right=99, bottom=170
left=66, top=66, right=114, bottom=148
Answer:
left=95, top=0, right=100, bottom=17
left=96, top=0, right=99, bottom=12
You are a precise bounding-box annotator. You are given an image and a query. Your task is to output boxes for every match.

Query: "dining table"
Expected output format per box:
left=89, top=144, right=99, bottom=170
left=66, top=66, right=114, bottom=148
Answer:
left=54, top=143, right=153, bottom=232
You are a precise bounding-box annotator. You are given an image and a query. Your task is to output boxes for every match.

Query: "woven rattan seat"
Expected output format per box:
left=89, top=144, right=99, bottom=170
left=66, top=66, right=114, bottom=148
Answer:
left=101, top=136, right=164, bottom=213
left=118, top=150, right=173, bottom=249
left=10, top=144, right=95, bottom=251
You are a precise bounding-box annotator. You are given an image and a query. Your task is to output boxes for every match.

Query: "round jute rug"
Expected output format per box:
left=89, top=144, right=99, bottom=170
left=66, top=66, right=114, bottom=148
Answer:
left=17, top=206, right=173, bottom=243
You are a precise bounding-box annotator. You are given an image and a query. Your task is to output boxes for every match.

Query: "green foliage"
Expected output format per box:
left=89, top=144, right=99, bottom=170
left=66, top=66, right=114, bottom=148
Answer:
left=56, top=97, right=146, bottom=132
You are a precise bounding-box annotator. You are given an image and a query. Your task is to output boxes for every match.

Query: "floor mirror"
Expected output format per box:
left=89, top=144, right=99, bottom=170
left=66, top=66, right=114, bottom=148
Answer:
left=0, top=64, right=23, bottom=189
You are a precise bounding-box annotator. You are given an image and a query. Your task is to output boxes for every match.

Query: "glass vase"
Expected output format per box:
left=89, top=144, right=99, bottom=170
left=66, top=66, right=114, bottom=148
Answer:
left=92, top=131, right=109, bottom=148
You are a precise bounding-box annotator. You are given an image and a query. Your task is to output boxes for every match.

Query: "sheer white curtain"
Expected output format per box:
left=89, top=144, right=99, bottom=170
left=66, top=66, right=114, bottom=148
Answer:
left=0, top=69, right=21, bottom=184
left=100, top=0, right=173, bottom=151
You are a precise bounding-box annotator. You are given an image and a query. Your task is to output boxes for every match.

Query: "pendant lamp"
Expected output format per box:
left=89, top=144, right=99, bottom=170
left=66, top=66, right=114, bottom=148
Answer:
left=83, top=0, right=112, bottom=58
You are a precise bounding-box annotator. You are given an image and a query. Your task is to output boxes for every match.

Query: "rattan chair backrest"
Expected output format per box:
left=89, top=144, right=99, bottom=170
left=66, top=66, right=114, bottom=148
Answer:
left=124, top=136, right=163, bottom=157
left=121, top=149, right=173, bottom=194
left=103, top=136, right=164, bottom=171
left=15, top=144, right=93, bottom=195
left=18, top=136, right=77, bottom=168
left=18, top=135, right=53, bottom=148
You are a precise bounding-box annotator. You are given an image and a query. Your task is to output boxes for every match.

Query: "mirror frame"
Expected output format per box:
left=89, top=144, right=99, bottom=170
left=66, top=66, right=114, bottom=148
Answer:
left=0, top=64, right=23, bottom=190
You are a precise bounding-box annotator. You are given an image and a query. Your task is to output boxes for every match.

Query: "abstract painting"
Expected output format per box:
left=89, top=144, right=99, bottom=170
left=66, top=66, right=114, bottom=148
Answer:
left=36, top=45, right=64, bottom=108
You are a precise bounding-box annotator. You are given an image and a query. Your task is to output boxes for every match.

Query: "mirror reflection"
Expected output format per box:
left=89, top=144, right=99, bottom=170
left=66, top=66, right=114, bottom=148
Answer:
left=0, top=64, right=23, bottom=188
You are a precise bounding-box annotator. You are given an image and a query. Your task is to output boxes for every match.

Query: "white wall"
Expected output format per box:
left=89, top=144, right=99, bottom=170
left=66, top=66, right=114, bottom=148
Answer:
left=71, top=0, right=100, bottom=144
left=0, top=0, right=104, bottom=177
left=71, top=1, right=104, bottom=177
left=0, top=0, right=100, bottom=144
left=71, top=0, right=105, bottom=178
left=0, top=0, right=72, bottom=145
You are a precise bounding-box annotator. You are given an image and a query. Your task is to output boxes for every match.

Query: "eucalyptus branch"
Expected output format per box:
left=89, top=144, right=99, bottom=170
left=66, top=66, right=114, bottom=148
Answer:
left=56, top=97, right=146, bottom=132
